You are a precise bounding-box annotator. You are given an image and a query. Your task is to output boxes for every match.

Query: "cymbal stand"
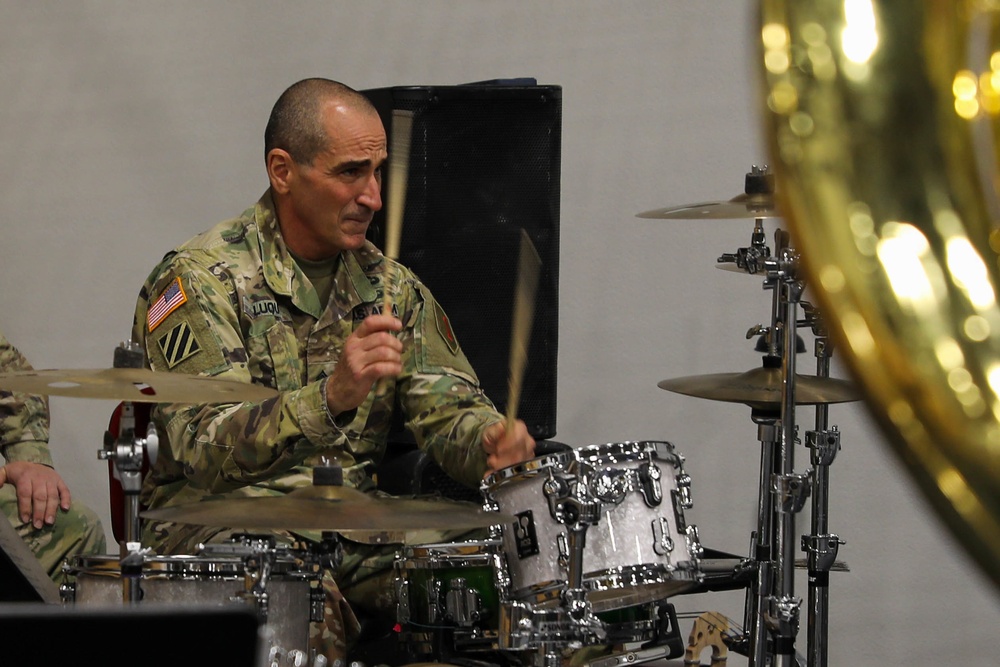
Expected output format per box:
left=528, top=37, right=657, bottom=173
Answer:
left=745, top=406, right=780, bottom=667
left=97, top=341, right=158, bottom=604
left=799, top=303, right=844, bottom=667
left=771, top=254, right=809, bottom=667
left=736, top=235, right=810, bottom=667
left=727, top=224, right=784, bottom=667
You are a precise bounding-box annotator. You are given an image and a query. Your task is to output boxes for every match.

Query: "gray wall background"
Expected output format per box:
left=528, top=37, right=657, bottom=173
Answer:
left=0, top=1, right=995, bottom=664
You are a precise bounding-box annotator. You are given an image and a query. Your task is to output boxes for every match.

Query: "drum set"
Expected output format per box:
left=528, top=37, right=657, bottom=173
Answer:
left=0, top=166, right=859, bottom=667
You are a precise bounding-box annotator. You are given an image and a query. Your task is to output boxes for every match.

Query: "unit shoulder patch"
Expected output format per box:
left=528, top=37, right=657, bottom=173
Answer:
left=157, top=321, right=202, bottom=369
left=434, top=301, right=460, bottom=356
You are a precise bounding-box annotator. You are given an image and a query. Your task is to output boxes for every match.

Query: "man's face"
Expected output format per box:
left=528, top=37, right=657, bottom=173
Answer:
left=278, top=100, right=387, bottom=259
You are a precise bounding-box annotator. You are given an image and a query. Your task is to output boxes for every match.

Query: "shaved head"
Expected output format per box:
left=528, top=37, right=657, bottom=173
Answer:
left=264, top=78, right=380, bottom=165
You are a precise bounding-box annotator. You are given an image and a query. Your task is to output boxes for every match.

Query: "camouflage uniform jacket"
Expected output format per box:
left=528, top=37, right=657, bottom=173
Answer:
left=132, top=191, right=500, bottom=516
left=0, top=331, right=54, bottom=468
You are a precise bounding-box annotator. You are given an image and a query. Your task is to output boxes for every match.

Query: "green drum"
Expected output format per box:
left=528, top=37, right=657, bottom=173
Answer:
left=394, top=539, right=505, bottom=657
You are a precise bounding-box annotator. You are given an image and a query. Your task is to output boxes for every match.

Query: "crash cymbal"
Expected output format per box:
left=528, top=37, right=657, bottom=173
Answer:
left=0, top=368, right=277, bottom=404
left=658, top=363, right=860, bottom=410
left=637, top=193, right=781, bottom=220
left=141, top=484, right=510, bottom=532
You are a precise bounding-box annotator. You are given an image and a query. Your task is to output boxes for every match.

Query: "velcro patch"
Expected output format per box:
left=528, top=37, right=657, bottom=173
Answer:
left=148, top=277, right=188, bottom=332
left=434, top=301, right=459, bottom=355
left=157, top=321, right=202, bottom=369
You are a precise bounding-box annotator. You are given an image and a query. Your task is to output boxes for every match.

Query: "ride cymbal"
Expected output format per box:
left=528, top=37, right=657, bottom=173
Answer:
left=658, top=364, right=859, bottom=410
left=636, top=193, right=781, bottom=220
left=141, top=484, right=509, bottom=532
left=0, top=368, right=277, bottom=404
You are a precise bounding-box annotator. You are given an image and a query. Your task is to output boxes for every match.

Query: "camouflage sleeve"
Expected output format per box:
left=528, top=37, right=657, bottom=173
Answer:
left=397, top=281, right=500, bottom=488
left=132, top=259, right=346, bottom=494
left=0, top=331, right=55, bottom=467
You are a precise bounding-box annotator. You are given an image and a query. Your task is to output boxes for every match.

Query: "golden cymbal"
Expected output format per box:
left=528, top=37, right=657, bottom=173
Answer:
left=658, top=364, right=860, bottom=410
left=0, top=368, right=277, bottom=404
left=141, top=484, right=509, bottom=532
left=636, top=193, right=781, bottom=220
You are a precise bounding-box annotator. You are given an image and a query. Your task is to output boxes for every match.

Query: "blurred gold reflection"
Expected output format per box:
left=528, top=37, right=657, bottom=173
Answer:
left=758, top=1, right=1000, bottom=588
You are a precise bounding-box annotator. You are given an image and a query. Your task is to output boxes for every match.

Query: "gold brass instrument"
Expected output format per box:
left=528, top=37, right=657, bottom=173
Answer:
left=757, top=1, right=1000, bottom=588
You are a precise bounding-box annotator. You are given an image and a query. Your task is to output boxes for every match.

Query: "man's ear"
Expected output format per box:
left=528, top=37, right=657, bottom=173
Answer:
left=266, top=149, right=294, bottom=195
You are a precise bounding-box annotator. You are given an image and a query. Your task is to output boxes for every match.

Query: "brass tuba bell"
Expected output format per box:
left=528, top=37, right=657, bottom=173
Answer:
left=758, top=1, right=1000, bottom=588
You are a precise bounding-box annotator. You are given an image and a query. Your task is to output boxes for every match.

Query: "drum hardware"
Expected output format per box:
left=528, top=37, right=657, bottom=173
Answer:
left=393, top=539, right=507, bottom=657
left=802, top=316, right=844, bottom=667
left=97, top=341, right=160, bottom=604
left=646, top=180, right=857, bottom=667
left=65, top=538, right=322, bottom=663
left=718, top=218, right=771, bottom=274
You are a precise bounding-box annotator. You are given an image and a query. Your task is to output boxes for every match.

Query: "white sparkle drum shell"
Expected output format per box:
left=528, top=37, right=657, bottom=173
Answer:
left=480, top=450, right=575, bottom=606
left=574, top=440, right=702, bottom=611
left=65, top=553, right=318, bottom=658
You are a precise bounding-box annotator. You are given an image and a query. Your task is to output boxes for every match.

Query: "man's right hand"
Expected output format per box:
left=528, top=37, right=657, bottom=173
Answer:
left=325, top=314, right=403, bottom=416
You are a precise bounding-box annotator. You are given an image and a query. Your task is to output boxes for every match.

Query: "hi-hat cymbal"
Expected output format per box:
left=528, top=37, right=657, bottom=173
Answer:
left=0, top=368, right=277, bottom=404
left=658, top=364, right=860, bottom=410
left=141, top=484, right=509, bottom=532
left=637, top=193, right=781, bottom=220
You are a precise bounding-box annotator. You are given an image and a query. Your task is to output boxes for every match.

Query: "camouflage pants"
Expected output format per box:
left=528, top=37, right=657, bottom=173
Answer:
left=0, top=485, right=107, bottom=585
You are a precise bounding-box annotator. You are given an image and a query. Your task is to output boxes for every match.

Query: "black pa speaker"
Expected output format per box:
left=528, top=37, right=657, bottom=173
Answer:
left=363, top=80, right=561, bottom=440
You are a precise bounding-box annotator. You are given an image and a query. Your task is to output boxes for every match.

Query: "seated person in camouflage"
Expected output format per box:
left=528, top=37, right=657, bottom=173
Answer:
left=131, top=77, right=536, bottom=662
left=0, top=330, right=107, bottom=585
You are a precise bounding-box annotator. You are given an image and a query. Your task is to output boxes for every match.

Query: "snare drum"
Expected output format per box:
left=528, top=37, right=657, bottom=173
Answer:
left=573, top=440, right=702, bottom=611
left=480, top=450, right=576, bottom=606
left=394, top=539, right=505, bottom=657
left=65, top=548, right=320, bottom=658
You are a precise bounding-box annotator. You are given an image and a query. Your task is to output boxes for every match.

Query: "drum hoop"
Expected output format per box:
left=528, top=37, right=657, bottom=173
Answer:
left=480, top=451, right=571, bottom=491
left=397, top=540, right=501, bottom=568
left=67, top=553, right=315, bottom=577
left=575, top=440, right=677, bottom=466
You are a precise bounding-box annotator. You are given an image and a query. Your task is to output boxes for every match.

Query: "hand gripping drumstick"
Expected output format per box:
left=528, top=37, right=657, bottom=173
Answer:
left=506, top=229, right=542, bottom=430
left=383, top=109, right=413, bottom=314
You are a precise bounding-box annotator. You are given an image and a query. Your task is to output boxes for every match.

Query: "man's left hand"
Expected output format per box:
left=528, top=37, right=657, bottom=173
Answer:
left=481, top=420, right=536, bottom=476
left=0, top=461, right=71, bottom=529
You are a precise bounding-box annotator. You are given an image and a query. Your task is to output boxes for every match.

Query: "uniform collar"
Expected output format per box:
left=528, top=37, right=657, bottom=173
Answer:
left=254, top=189, right=382, bottom=316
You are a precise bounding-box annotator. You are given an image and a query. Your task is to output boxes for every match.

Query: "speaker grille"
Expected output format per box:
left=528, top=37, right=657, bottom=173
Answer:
left=364, top=83, right=561, bottom=440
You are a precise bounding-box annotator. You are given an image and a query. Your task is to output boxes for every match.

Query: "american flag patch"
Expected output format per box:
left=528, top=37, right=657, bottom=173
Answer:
left=147, top=277, right=188, bottom=332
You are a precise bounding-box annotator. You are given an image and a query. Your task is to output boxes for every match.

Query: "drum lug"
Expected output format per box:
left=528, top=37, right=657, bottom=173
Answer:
left=652, top=517, right=675, bottom=556
left=444, top=576, right=482, bottom=627
left=676, top=470, right=694, bottom=510
left=638, top=461, right=663, bottom=507
left=428, top=579, right=444, bottom=622
left=686, top=524, right=705, bottom=561
left=394, top=577, right=411, bottom=623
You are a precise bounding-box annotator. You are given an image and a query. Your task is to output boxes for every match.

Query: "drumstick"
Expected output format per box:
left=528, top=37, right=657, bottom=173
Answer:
left=506, top=229, right=542, bottom=430
left=383, top=109, right=414, bottom=315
